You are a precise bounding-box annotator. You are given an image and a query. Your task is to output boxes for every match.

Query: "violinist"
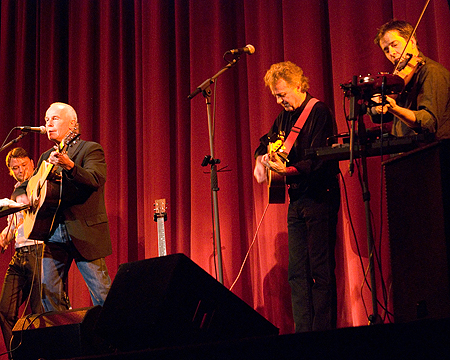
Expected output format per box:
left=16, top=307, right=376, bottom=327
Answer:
left=370, top=20, right=450, bottom=140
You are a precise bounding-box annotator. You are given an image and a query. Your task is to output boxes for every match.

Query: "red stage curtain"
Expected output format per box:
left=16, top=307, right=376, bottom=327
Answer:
left=1, top=1, right=449, bottom=354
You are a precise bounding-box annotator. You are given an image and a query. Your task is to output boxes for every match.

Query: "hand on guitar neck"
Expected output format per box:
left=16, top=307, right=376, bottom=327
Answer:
left=47, top=150, right=75, bottom=171
left=47, top=135, right=78, bottom=171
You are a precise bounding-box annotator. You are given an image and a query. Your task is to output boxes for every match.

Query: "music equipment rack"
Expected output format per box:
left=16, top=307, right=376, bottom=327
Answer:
left=305, top=132, right=435, bottom=161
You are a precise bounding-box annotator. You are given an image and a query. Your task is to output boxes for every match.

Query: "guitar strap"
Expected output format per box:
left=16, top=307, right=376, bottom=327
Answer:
left=281, top=97, right=319, bottom=156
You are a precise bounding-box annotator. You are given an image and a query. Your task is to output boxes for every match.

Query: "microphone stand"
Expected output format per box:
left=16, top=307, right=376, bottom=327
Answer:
left=348, top=76, right=358, bottom=175
left=357, top=104, right=380, bottom=325
left=0, top=132, right=27, bottom=153
left=188, top=57, right=240, bottom=284
left=346, top=79, right=381, bottom=325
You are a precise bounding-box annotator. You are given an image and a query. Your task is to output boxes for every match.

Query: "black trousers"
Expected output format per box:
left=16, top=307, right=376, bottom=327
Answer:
left=287, top=188, right=340, bottom=332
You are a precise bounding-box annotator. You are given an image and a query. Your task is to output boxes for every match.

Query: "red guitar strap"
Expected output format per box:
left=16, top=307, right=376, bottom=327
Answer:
left=281, top=97, right=319, bottom=156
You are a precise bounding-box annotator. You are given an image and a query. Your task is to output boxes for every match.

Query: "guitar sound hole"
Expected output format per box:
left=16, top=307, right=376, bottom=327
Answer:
left=32, top=184, right=41, bottom=211
left=33, top=198, right=40, bottom=210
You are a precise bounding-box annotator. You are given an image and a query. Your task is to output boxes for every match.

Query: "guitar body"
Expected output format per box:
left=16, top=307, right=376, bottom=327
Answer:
left=268, top=169, right=285, bottom=204
left=267, top=141, right=286, bottom=204
left=23, top=131, right=80, bottom=240
left=24, top=161, right=61, bottom=240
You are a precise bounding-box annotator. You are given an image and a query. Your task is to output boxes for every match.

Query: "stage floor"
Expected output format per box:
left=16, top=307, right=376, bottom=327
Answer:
left=57, top=317, right=450, bottom=360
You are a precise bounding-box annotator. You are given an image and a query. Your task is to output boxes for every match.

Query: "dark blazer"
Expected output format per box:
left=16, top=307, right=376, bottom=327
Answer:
left=15, top=139, right=112, bottom=261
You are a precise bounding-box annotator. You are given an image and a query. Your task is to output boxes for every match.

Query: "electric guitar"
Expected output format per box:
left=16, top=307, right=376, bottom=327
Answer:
left=23, top=131, right=80, bottom=240
left=267, top=139, right=286, bottom=204
left=153, top=199, right=167, bottom=256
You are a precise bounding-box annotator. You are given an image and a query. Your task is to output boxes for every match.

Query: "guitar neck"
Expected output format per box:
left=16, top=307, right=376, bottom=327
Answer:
left=153, top=198, right=167, bottom=257
left=156, top=217, right=167, bottom=257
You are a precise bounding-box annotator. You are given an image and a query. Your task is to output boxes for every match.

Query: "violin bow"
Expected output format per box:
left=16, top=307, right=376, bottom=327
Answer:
left=393, top=0, right=431, bottom=74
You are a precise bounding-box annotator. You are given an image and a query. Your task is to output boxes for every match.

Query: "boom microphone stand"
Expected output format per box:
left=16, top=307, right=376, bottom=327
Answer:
left=0, top=132, right=27, bottom=153
left=188, top=57, right=240, bottom=285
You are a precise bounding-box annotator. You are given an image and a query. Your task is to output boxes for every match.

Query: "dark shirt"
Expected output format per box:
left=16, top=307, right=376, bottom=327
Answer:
left=254, top=93, right=339, bottom=200
left=372, top=53, right=450, bottom=140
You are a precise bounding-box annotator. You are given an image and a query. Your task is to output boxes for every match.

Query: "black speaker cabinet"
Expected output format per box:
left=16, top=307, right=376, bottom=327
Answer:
left=383, top=140, right=450, bottom=323
left=95, top=253, right=279, bottom=352
left=11, top=305, right=108, bottom=360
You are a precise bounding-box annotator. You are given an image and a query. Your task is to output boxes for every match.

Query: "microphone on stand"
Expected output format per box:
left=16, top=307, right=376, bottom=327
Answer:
left=189, top=45, right=255, bottom=100
left=16, top=126, right=46, bottom=134
left=226, top=44, right=256, bottom=55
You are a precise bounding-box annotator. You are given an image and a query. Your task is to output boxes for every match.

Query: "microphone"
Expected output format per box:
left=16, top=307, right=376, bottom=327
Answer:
left=17, top=126, right=47, bottom=134
left=227, top=44, right=255, bottom=55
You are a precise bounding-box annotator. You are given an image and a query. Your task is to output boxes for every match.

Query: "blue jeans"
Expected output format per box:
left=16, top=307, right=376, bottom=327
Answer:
left=287, top=187, right=340, bottom=333
left=41, top=223, right=111, bottom=312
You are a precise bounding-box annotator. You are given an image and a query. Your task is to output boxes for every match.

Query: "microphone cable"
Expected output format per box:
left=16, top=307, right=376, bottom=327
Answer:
left=229, top=201, right=270, bottom=291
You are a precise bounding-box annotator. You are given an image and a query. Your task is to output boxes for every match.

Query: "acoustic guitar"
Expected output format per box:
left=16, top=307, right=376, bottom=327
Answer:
left=23, top=131, right=80, bottom=240
left=267, top=139, right=286, bottom=204
left=153, top=198, right=167, bottom=256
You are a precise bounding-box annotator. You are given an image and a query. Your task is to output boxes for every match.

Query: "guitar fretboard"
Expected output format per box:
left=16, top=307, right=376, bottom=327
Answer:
left=157, top=218, right=167, bottom=257
left=154, top=198, right=167, bottom=257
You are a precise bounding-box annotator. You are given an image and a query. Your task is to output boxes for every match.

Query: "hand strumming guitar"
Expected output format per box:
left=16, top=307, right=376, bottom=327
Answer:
left=254, top=155, right=268, bottom=183
left=260, top=152, right=299, bottom=177
left=0, top=233, right=10, bottom=251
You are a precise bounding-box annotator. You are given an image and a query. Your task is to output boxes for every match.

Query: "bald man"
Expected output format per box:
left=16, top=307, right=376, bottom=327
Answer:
left=14, top=102, right=112, bottom=311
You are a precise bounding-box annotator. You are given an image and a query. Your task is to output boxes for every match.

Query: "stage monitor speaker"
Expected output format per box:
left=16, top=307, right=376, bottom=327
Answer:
left=383, top=140, right=450, bottom=323
left=11, top=305, right=108, bottom=360
left=95, top=253, right=279, bottom=352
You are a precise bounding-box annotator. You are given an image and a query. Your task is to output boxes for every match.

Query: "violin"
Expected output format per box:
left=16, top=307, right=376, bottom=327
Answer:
left=392, top=53, right=424, bottom=87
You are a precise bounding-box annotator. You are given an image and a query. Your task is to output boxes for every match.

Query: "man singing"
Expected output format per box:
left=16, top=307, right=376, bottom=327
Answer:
left=14, top=102, right=112, bottom=311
